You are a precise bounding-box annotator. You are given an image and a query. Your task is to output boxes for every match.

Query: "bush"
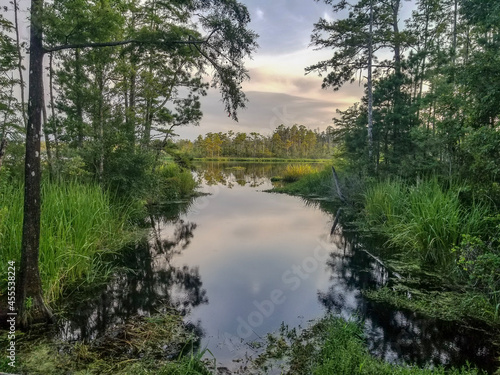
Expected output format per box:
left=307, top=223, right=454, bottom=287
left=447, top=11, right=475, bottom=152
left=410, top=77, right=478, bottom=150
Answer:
left=156, top=162, right=198, bottom=201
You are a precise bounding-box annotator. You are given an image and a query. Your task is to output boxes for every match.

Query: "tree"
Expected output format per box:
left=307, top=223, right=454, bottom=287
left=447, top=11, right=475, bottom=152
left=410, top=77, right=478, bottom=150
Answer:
left=17, top=0, right=257, bottom=326
left=307, top=0, right=386, bottom=166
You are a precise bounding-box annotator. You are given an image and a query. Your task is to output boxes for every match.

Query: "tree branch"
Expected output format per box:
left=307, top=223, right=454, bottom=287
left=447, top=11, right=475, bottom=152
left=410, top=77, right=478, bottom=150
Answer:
left=44, top=38, right=207, bottom=53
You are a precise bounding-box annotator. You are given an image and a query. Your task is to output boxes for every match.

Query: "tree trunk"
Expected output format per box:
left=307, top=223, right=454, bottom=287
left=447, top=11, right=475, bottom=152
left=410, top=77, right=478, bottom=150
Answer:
left=17, top=0, right=53, bottom=328
left=49, top=53, right=60, bottom=164
left=0, top=138, right=7, bottom=170
left=13, top=0, right=27, bottom=128
left=75, top=48, right=84, bottom=148
left=41, top=87, right=53, bottom=177
left=367, top=0, right=374, bottom=164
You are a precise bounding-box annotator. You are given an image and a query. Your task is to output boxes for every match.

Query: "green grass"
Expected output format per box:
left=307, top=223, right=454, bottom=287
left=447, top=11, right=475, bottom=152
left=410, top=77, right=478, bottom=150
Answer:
left=363, top=179, right=491, bottom=269
left=0, top=180, right=137, bottom=303
left=273, top=165, right=335, bottom=197
left=255, top=316, right=482, bottom=375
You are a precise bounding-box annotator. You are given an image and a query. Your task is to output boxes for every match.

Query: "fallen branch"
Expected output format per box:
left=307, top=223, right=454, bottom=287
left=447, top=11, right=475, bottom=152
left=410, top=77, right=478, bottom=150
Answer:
left=330, top=208, right=342, bottom=235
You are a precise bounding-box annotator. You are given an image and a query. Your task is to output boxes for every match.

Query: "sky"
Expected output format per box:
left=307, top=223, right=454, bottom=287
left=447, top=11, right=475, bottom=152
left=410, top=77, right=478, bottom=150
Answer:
left=175, top=0, right=365, bottom=140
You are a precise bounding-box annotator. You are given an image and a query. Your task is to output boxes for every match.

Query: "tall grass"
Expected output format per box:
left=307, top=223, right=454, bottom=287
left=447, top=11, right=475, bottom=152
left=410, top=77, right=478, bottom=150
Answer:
left=281, top=164, right=319, bottom=182
left=0, top=181, right=134, bottom=303
left=157, top=163, right=198, bottom=200
left=275, top=165, right=335, bottom=197
left=363, top=179, right=490, bottom=269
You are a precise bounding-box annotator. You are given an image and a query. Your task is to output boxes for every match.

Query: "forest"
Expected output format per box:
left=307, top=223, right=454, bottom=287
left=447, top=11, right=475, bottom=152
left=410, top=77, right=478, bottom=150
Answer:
left=0, top=0, right=499, bottom=373
left=176, top=125, right=336, bottom=159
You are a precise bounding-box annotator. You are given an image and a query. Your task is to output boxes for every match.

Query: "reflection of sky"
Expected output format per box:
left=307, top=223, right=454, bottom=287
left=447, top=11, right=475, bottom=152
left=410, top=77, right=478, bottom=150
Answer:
left=164, top=174, right=336, bottom=365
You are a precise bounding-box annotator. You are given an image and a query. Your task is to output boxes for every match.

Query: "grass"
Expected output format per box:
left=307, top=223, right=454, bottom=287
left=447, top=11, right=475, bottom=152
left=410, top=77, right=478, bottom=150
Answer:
left=273, top=164, right=335, bottom=197
left=363, top=285, right=500, bottom=325
left=156, top=163, right=198, bottom=201
left=363, top=178, right=491, bottom=269
left=0, top=180, right=138, bottom=303
left=281, top=164, right=319, bottom=182
left=254, top=316, right=482, bottom=375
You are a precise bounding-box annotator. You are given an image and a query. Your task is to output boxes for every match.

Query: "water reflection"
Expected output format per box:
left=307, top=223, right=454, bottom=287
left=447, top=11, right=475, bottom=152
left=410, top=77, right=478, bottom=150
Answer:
left=318, top=231, right=496, bottom=373
left=59, top=202, right=207, bottom=342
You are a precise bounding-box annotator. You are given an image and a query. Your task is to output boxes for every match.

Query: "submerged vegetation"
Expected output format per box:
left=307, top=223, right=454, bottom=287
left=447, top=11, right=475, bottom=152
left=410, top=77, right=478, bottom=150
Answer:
left=0, top=311, right=213, bottom=375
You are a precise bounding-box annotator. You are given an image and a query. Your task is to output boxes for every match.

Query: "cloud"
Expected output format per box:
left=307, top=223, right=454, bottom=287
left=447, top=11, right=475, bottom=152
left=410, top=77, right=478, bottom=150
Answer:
left=175, top=90, right=361, bottom=140
left=256, top=8, right=264, bottom=20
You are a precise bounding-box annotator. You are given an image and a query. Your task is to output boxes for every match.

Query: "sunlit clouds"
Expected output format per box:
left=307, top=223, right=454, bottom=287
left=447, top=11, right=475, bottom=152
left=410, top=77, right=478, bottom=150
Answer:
left=176, top=1, right=362, bottom=140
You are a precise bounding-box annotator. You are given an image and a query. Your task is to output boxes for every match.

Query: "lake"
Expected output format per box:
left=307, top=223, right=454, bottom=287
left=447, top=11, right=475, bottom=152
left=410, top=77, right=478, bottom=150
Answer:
left=59, top=162, right=497, bottom=374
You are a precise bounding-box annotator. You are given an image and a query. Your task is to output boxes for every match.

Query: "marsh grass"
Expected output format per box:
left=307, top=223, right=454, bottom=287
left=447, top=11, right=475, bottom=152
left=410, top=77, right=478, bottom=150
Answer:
left=274, top=165, right=335, bottom=197
left=282, top=164, right=319, bottom=182
left=157, top=163, right=198, bottom=200
left=363, top=179, right=491, bottom=269
left=0, top=180, right=135, bottom=303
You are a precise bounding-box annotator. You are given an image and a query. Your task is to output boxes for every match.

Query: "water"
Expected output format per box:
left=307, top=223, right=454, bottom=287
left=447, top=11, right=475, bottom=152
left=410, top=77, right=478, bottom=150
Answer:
left=59, top=162, right=497, bottom=373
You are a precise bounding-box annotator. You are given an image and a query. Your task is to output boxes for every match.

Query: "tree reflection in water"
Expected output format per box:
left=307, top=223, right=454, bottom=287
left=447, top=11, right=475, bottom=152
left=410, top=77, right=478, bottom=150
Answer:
left=58, top=200, right=207, bottom=344
left=318, top=229, right=496, bottom=373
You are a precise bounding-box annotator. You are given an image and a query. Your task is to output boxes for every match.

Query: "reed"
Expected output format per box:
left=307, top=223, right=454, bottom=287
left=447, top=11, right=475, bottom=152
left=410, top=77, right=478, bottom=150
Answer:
left=0, top=180, right=134, bottom=303
left=282, top=164, right=318, bottom=182
left=363, top=179, right=491, bottom=269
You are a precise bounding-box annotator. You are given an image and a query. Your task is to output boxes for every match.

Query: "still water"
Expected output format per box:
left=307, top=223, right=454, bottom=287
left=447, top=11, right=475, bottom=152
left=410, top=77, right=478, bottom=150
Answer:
left=60, top=163, right=497, bottom=373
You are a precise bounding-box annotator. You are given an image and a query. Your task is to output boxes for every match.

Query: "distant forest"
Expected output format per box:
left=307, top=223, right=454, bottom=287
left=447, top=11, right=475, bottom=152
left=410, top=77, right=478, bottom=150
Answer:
left=175, top=125, right=336, bottom=159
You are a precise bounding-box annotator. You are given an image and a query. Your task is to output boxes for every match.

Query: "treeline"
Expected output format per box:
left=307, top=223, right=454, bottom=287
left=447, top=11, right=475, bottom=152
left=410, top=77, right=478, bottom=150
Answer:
left=176, top=124, right=336, bottom=158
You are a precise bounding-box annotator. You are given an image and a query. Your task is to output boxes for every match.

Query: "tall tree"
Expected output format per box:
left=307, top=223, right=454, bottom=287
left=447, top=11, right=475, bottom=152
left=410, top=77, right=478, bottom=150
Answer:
left=307, top=0, right=389, bottom=168
left=17, top=0, right=257, bottom=326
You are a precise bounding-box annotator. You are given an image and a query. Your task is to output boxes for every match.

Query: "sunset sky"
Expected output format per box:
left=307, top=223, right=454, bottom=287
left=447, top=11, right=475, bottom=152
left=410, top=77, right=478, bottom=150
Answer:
left=176, top=0, right=365, bottom=140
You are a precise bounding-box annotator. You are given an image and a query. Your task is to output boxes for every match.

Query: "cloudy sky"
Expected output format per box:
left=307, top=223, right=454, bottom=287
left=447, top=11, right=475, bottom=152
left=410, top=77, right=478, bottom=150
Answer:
left=176, top=0, right=365, bottom=140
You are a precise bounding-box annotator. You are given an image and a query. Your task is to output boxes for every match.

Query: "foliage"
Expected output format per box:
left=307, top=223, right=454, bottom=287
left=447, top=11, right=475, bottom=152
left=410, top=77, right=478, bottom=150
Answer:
left=183, top=124, right=336, bottom=159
